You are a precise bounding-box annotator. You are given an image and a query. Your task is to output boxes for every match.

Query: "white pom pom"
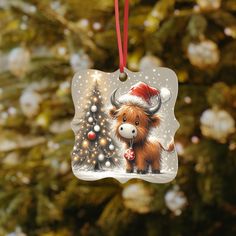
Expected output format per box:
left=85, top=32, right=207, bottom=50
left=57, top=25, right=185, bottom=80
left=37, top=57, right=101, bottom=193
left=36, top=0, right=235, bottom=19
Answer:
left=160, top=87, right=171, bottom=103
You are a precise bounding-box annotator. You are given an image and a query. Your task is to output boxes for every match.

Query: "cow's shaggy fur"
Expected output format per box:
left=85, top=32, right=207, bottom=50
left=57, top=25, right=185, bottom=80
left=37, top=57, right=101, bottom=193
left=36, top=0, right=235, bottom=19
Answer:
left=110, top=103, right=173, bottom=174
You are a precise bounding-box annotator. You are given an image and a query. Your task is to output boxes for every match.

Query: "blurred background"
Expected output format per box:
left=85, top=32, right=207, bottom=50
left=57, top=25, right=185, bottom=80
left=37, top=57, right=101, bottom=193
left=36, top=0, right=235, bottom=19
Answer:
left=0, top=0, right=236, bottom=235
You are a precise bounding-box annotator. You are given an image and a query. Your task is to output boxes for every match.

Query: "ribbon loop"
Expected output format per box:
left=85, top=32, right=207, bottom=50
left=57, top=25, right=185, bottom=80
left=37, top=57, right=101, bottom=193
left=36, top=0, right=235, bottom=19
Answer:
left=115, top=0, right=129, bottom=73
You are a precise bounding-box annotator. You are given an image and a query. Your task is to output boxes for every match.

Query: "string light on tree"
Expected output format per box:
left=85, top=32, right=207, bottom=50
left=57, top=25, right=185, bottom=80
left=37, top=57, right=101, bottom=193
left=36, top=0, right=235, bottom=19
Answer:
left=184, top=96, right=192, bottom=104
left=175, top=142, right=184, bottom=155
left=99, top=138, right=107, bottom=146
left=82, top=140, right=89, bottom=148
left=197, top=0, right=221, bottom=11
left=191, top=136, right=200, bottom=144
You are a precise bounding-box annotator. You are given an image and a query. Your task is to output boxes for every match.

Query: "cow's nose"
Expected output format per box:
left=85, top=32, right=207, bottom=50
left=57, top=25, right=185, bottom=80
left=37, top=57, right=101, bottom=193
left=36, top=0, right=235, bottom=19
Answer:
left=118, top=124, right=137, bottom=139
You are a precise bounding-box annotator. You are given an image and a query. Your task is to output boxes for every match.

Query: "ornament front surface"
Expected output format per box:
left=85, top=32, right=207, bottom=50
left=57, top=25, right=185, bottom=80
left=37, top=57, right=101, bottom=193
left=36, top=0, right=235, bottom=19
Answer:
left=71, top=68, right=179, bottom=183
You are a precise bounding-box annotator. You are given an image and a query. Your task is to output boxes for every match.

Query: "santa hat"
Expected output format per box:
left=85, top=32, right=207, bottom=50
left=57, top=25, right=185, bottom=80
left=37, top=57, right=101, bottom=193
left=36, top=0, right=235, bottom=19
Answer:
left=118, top=82, right=160, bottom=108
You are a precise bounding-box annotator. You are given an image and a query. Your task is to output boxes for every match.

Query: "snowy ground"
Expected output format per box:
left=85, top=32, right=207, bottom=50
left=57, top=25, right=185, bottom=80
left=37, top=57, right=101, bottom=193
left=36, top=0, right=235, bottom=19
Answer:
left=72, top=169, right=177, bottom=184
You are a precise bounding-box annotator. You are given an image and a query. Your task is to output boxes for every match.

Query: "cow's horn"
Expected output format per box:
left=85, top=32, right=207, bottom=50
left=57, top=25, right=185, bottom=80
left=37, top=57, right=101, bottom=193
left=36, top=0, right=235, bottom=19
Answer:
left=110, top=89, right=121, bottom=108
left=147, top=94, right=162, bottom=115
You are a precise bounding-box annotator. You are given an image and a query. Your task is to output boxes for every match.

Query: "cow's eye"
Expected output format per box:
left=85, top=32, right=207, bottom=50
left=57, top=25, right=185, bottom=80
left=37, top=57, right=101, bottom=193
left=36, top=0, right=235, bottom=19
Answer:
left=135, top=121, right=139, bottom=126
left=123, top=117, right=127, bottom=122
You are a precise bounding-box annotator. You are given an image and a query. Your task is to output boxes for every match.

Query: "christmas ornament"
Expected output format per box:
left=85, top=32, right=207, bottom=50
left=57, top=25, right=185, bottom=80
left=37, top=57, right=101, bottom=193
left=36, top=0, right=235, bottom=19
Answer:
left=91, top=105, right=97, bottom=112
left=70, top=51, right=93, bottom=73
left=197, top=0, right=221, bottom=11
left=122, top=183, right=154, bottom=214
left=124, top=148, right=135, bottom=161
left=139, top=54, right=163, bottom=71
left=200, top=108, right=235, bottom=143
left=20, top=90, right=42, bottom=118
left=105, top=161, right=111, bottom=167
left=94, top=124, right=100, bottom=132
left=71, top=69, right=179, bottom=183
left=8, top=47, right=31, bottom=77
left=71, top=0, right=179, bottom=183
left=87, top=131, right=96, bottom=140
left=187, top=40, right=220, bottom=69
left=88, top=117, right=93, bottom=123
left=109, top=144, right=115, bottom=150
left=165, top=186, right=187, bottom=216
left=98, top=153, right=105, bottom=161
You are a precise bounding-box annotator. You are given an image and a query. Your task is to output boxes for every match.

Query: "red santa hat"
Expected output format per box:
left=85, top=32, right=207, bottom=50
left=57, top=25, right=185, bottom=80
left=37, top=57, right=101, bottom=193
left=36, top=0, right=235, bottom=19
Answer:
left=118, top=82, right=160, bottom=107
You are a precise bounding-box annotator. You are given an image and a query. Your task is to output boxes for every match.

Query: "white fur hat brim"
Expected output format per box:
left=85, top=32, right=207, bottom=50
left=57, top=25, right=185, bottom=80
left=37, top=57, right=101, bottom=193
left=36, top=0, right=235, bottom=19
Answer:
left=118, top=94, right=150, bottom=108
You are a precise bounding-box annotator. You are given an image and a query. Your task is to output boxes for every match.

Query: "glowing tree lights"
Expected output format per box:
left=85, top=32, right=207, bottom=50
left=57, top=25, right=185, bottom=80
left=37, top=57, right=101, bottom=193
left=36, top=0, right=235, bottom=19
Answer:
left=72, top=82, right=120, bottom=171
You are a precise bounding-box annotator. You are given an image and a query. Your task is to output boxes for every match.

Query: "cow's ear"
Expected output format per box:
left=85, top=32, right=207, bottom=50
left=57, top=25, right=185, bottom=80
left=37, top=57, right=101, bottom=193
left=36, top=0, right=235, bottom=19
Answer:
left=149, top=114, right=161, bottom=127
left=109, top=107, right=118, bottom=119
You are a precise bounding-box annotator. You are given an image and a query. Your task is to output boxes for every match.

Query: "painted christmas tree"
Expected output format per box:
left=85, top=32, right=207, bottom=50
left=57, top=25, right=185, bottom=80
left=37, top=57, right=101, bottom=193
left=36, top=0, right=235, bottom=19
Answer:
left=72, top=81, right=120, bottom=171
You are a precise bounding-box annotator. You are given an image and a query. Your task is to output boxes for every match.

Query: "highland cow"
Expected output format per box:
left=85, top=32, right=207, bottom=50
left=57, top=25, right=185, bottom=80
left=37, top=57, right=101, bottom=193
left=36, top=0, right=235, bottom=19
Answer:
left=109, top=82, right=174, bottom=174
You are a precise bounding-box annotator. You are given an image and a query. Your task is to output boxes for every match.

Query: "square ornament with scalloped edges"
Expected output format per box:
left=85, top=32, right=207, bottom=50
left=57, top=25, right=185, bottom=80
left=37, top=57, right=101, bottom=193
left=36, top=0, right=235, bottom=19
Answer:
left=71, top=68, right=179, bottom=183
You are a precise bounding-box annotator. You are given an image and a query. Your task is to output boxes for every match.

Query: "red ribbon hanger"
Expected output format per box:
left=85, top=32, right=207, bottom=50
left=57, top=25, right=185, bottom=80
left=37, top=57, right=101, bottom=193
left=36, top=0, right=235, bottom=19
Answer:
left=114, top=0, right=129, bottom=73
